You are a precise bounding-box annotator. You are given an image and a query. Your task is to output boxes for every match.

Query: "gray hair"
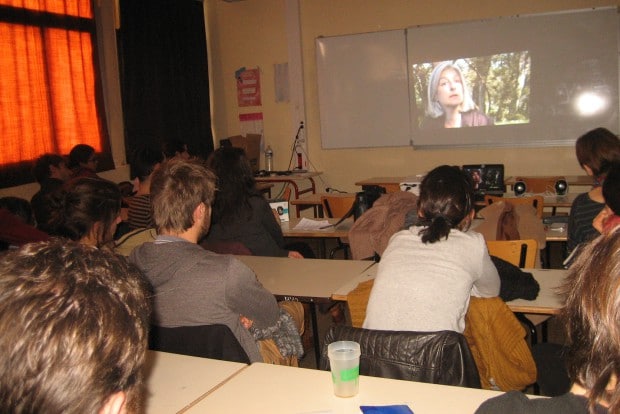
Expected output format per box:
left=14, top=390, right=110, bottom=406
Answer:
left=426, top=61, right=476, bottom=118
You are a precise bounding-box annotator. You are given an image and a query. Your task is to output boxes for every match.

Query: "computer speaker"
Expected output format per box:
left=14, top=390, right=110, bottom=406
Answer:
left=513, top=181, right=527, bottom=196
left=555, top=179, right=568, bottom=196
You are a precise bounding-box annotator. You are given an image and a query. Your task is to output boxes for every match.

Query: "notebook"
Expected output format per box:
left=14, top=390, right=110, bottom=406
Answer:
left=462, top=164, right=505, bottom=200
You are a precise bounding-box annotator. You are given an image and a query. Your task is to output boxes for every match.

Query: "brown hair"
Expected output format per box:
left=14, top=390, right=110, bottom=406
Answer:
left=575, top=127, right=620, bottom=180
left=0, top=240, right=152, bottom=413
left=561, top=226, right=620, bottom=412
left=48, top=177, right=121, bottom=247
left=416, top=165, right=474, bottom=243
left=150, top=158, right=216, bottom=233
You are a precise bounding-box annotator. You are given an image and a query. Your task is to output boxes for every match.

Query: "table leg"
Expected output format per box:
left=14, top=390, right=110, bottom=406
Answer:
left=310, top=303, right=321, bottom=368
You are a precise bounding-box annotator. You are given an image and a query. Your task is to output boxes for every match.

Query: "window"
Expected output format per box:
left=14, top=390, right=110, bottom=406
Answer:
left=0, top=0, right=111, bottom=187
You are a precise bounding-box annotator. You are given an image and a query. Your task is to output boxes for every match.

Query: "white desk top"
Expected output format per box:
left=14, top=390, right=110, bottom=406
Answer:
left=186, top=362, right=504, bottom=413
left=144, top=351, right=247, bottom=414
left=237, top=255, right=374, bottom=302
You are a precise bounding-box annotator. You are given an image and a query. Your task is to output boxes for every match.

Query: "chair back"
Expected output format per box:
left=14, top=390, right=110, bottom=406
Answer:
left=484, top=195, right=544, bottom=219
left=200, top=240, right=252, bottom=255
left=486, top=239, right=538, bottom=268
left=321, top=194, right=356, bottom=218
left=320, top=325, right=481, bottom=388
left=149, top=324, right=250, bottom=363
left=282, top=186, right=292, bottom=201
left=347, top=279, right=374, bottom=328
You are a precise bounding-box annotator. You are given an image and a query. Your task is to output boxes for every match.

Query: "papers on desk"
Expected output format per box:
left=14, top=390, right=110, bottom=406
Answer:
left=294, top=217, right=331, bottom=230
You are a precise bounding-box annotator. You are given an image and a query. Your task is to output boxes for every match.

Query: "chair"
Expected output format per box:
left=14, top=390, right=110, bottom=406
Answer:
left=320, top=325, right=481, bottom=388
left=486, top=239, right=538, bottom=268
left=346, top=279, right=374, bottom=328
left=149, top=324, right=251, bottom=363
left=486, top=238, right=547, bottom=345
left=321, top=194, right=356, bottom=259
left=484, top=195, right=544, bottom=219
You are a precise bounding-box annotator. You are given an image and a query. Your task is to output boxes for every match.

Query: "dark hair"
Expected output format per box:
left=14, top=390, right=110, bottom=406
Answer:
left=0, top=197, right=34, bottom=226
left=68, top=144, right=96, bottom=169
left=603, top=162, right=620, bottom=215
left=49, top=178, right=121, bottom=246
left=0, top=240, right=151, bottom=413
left=416, top=165, right=474, bottom=243
left=162, top=140, right=188, bottom=158
left=560, top=227, right=620, bottom=412
left=130, top=147, right=164, bottom=182
left=575, top=127, right=620, bottom=180
left=206, top=147, right=257, bottom=225
left=32, top=153, right=65, bottom=183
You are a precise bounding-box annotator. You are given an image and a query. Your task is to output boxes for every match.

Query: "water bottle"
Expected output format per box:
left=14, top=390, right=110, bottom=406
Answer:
left=264, top=145, right=274, bottom=172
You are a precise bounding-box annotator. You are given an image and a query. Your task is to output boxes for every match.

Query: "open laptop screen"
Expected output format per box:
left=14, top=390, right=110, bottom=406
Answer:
left=462, top=164, right=505, bottom=194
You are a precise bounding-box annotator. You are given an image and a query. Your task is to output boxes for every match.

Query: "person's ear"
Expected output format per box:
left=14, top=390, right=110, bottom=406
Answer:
left=99, top=391, right=126, bottom=414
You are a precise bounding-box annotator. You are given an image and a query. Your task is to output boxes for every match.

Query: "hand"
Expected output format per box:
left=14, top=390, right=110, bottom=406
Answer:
left=239, top=315, right=253, bottom=329
left=271, top=208, right=281, bottom=223
left=287, top=250, right=304, bottom=259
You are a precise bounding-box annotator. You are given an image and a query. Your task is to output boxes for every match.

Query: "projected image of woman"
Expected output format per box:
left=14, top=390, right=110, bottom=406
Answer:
left=423, top=61, right=493, bottom=129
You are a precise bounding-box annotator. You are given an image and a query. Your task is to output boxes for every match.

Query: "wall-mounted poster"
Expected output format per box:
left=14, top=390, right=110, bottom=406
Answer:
left=237, top=68, right=262, bottom=107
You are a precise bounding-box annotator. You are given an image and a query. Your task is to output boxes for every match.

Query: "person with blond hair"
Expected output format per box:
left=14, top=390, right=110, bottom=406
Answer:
left=0, top=240, right=151, bottom=414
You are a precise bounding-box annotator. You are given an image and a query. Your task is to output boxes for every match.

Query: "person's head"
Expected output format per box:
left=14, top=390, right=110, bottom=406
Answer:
left=426, top=61, right=476, bottom=118
left=130, top=146, right=164, bottom=184
left=560, top=226, right=620, bottom=412
left=32, top=153, right=71, bottom=183
left=0, top=240, right=151, bottom=414
left=416, top=165, right=475, bottom=243
left=68, top=144, right=98, bottom=172
left=50, top=178, right=122, bottom=247
left=575, top=127, right=620, bottom=180
left=0, top=197, right=34, bottom=225
left=150, top=158, right=216, bottom=235
left=206, top=147, right=256, bottom=224
left=162, top=140, right=190, bottom=160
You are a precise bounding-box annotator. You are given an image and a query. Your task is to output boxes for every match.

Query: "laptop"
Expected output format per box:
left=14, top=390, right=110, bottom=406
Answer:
left=461, top=164, right=505, bottom=200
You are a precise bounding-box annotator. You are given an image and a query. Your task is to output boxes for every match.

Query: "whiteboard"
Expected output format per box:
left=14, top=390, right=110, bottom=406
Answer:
left=316, top=30, right=410, bottom=149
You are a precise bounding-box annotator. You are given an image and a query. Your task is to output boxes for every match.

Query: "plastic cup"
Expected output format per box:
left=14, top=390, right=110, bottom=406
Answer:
left=327, top=340, right=361, bottom=397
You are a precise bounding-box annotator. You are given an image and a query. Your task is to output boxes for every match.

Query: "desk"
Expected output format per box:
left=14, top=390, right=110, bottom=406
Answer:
left=186, top=362, right=504, bottom=413
left=282, top=217, right=353, bottom=258
left=256, top=172, right=322, bottom=216
left=237, top=255, right=374, bottom=367
left=144, top=350, right=247, bottom=414
left=355, top=176, right=408, bottom=193
left=290, top=192, right=355, bottom=217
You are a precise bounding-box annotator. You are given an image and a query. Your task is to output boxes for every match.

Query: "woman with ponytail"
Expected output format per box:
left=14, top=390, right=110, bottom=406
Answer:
left=363, top=165, right=500, bottom=333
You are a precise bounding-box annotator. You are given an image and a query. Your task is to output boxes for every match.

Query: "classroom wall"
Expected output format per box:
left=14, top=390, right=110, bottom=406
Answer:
left=207, top=0, right=620, bottom=193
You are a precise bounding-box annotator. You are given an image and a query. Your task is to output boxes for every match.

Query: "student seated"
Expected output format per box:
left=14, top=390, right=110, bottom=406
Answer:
left=126, top=146, right=163, bottom=230
left=129, top=159, right=304, bottom=365
left=30, top=153, right=72, bottom=232
left=0, top=240, right=151, bottom=414
left=593, top=162, right=620, bottom=234
left=203, top=147, right=314, bottom=258
left=68, top=144, right=100, bottom=179
left=363, top=165, right=500, bottom=333
left=567, top=127, right=620, bottom=255
left=477, top=227, right=620, bottom=413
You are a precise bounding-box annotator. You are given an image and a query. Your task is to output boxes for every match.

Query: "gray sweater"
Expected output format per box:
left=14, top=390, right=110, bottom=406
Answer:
left=129, top=235, right=279, bottom=362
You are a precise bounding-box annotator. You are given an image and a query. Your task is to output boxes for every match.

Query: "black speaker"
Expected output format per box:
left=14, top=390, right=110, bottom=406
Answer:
left=514, top=181, right=527, bottom=196
left=555, top=179, right=568, bottom=196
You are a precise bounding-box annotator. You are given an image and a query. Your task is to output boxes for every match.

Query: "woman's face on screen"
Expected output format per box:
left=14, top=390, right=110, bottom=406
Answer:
left=435, top=68, right=464, bottom=109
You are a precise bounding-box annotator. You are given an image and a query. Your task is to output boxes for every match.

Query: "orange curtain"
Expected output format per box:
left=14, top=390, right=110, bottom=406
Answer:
left=0, top=0, right=103, bottom=166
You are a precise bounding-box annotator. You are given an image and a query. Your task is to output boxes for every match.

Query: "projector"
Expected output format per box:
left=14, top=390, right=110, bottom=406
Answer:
left=555, top=179, right=568, bottom=196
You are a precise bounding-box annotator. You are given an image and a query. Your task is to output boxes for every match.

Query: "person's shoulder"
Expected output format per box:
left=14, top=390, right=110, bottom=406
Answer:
left=476, top=391, right=596, bottom=414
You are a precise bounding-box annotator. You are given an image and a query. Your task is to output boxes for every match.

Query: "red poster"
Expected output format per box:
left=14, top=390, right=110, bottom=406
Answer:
left=237, top=68, right=262, bottom=107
